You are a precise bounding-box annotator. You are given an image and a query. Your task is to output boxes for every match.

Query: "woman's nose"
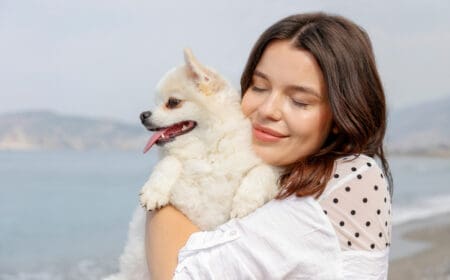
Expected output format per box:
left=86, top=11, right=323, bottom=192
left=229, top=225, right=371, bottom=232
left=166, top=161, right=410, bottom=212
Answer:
left=258, top=91, right=283, bottom=121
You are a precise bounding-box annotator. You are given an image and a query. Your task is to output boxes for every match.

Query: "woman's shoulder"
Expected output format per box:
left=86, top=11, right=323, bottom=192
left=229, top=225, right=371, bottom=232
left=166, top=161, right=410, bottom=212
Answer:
left=319, top=154, right=392, bottom=251
left=334, top=154, right=380, bottom=171
left=332, top=154, right=386, bottom=185
left=320, top=154, right=388, bottom=201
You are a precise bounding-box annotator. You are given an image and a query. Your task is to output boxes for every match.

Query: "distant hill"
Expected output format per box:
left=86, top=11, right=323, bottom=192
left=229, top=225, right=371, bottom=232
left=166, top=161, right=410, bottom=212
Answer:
left=0, top=111, right=148, bottom=151
left=386, top=96, right=450, bottom=156
left=1, top=97, right=449, bottom=155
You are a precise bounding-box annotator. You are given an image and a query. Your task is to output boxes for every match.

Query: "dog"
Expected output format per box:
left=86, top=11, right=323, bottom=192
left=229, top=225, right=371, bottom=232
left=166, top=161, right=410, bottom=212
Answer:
left=104, top=49, right=279, bottom=280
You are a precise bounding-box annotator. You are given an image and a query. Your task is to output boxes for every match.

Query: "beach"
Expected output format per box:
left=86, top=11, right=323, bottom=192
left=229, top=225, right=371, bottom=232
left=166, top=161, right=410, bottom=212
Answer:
left=389, top=214, right=450, bottom=279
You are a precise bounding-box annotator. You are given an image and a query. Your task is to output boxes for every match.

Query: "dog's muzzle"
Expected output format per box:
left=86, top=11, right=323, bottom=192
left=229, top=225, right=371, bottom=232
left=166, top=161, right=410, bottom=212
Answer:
left=140, top=111, right=152, bottom=123
left=140, top=111, right=154, bottom=130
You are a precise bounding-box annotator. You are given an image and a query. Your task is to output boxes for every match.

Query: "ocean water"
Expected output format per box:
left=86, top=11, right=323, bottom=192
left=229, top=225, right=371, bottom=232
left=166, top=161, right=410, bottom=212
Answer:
left=0, top=151, right=158, bottom=280
left=0, top=152, right=449, bottom=279
left=389, top=156, right=450, bottom=225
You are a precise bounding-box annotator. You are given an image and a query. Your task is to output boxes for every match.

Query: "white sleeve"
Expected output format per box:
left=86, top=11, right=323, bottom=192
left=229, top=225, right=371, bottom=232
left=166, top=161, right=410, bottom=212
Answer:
left=173, top=195, right=343, bottom=280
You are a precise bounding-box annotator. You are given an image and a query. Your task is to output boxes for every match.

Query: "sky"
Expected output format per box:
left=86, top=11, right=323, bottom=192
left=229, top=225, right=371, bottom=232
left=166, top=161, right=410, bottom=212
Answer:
left=0, top=0, right=449, bottom=124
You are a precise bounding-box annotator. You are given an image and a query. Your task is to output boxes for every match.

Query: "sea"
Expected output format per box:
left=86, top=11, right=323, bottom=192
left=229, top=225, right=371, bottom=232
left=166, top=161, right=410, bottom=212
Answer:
left=1, top=151, right=450, bottom=279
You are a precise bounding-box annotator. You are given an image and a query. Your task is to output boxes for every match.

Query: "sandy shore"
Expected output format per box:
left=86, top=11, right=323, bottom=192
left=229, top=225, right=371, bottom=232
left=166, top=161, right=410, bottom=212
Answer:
left=388, top=214, right=450, bottom=279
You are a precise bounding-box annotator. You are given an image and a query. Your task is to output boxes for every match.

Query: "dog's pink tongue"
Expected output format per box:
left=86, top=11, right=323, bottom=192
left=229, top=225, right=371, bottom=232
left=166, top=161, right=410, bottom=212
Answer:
left=143, top=129, right=168, bottom=154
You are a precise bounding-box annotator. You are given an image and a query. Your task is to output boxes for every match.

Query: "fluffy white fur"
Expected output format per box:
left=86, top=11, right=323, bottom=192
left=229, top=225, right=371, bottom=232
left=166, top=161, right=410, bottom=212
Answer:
left=104, top=49, right=279, bottom=280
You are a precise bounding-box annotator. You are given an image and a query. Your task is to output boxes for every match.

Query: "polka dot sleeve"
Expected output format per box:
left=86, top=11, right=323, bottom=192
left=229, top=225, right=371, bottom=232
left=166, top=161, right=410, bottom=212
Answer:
left=318, top=155, right=392, bottom=251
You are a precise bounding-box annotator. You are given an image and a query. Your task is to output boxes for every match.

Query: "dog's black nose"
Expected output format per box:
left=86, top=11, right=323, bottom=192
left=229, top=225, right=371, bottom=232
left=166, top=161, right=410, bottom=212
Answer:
left=140, top=111, right=151, bottom=123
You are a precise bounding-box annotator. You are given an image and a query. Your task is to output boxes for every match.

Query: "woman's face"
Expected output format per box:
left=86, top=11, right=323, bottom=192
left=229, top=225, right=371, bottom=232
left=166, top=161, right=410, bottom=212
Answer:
left=241, top=40, right=334, bottom=166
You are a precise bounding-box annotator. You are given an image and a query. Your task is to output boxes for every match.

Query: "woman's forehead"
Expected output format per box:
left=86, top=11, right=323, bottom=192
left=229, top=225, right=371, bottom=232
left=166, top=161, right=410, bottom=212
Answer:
left=254, top=41, right=327, bottom=98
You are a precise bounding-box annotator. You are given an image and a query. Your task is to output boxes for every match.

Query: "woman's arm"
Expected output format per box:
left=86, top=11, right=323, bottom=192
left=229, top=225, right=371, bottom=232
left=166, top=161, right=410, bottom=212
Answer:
left=145, top=205, right=199, bottom=280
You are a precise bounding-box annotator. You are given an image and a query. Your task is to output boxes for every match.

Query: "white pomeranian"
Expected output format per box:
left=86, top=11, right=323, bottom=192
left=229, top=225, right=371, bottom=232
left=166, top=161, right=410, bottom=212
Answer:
left=104, top=49, right=279, bottom=280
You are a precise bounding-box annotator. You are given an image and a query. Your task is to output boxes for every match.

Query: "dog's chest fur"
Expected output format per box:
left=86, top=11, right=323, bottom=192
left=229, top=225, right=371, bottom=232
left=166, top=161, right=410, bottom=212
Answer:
left=165, top=119, right=261, bottom=230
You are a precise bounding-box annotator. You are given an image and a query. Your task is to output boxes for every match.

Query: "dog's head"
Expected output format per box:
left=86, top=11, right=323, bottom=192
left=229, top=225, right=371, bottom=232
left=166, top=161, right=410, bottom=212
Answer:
left=141, top=49, right=241, bottom=153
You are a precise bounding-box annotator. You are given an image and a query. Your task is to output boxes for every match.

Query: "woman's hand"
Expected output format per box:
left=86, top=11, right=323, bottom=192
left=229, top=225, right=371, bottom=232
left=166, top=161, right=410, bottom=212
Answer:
left=146, top=205, right=199, bottom=280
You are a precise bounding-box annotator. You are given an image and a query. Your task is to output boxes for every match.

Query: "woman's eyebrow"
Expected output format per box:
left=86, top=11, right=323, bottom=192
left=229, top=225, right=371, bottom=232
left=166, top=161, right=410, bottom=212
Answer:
left=253, top=70, right=269, bottom=80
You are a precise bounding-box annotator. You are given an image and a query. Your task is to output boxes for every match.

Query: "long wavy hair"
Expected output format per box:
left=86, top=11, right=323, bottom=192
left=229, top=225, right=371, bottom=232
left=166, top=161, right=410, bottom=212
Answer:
left=240, top=12, right=393, bottom=198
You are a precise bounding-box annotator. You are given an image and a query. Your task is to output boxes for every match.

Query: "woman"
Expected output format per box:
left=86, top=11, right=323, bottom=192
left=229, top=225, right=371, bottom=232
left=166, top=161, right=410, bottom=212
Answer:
left=147, top=12, right=393, bottom=279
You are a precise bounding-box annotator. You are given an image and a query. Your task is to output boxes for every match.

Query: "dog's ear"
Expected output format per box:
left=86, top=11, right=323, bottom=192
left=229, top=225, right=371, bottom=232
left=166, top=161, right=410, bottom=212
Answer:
left=184, top=48, right=224, bottom=96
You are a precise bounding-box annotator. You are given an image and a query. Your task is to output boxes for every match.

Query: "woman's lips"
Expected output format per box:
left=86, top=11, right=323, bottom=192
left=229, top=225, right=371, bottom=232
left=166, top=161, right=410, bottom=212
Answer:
left=252, top=124, right=287, bottom=142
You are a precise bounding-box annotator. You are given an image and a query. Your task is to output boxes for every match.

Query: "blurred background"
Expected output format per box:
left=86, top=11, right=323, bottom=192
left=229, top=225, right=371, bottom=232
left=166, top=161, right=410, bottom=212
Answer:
left=0, top=0, right=449, bottom=279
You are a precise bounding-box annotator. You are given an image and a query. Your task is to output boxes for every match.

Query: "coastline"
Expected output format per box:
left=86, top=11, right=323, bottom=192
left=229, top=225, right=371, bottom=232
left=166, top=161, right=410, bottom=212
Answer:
left=388, top=213, right=450, bottom=279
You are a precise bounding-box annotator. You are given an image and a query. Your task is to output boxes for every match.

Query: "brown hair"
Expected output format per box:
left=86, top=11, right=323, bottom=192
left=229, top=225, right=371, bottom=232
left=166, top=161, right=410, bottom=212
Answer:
left=241, top=12, right=393, bottom=198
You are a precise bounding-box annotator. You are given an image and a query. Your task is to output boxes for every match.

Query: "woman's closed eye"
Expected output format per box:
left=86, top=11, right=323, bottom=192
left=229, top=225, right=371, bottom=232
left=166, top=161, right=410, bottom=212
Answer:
left=291, top=98, right=309, bottom=108
left=251, top=85, right=268, bottom=92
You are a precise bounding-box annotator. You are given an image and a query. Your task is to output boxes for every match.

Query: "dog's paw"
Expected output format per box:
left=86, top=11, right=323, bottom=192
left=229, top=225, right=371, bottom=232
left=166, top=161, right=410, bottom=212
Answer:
left=230, top=200, right=261, bottom=219
left=139, top=189, right=170, bottom=211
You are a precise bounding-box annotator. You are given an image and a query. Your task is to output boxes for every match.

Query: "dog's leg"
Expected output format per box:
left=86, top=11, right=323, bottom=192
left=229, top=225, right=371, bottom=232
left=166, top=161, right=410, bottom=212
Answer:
left=230, top=165, right=280, bottom=218
left=140, top=155, right=182, bottom=211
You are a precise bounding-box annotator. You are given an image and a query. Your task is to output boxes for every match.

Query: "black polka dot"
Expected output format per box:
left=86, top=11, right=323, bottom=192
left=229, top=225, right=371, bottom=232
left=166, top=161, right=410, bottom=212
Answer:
left=385, top=243, right=389, bottom=247
left=384, top=197, right=387, bottom=203
left=355, top=232, right=360, bottom=238
left=350, top=210, right=356, bottom=215
left=340, top=221, right=345, bottom=226
left=366, top=221, right=371, bottom=227
left=388, top=210, right=391, bottom=215
left=385, top=221, right=388, bottom=227
left=370, top=244, right=375, bottom=249
left=367, top=162, right=372, bottom=167
left=345, top=186, right=351, bottom=192
left=347, top=241, right=352, bottom=247
left=357, top=174, right=362, bottom=179
left=374, top=185, right=378, bottom=191
left=334, top=174, right=340, bottom=179
left=380, top=173, right=384, bottom=178
left=377, top=209, right=381, bottom=215
left=351, top=167, right=357, bottom=172
left=333, top=198, right=339, bottom=204
left=379, top=232, right=383, bottom=238
left=323, top=210, right=327, bottom=215
left=363, top=197, right=368, bottom=203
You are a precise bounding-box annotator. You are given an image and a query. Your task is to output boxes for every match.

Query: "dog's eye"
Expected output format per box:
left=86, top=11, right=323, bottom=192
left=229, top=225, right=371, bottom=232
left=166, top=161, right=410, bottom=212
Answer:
left=166, top=97, right=182, bottom=109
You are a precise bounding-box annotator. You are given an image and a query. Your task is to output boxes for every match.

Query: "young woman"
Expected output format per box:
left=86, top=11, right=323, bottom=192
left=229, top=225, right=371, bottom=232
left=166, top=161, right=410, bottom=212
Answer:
left=146, top=12, right=393, bottom=279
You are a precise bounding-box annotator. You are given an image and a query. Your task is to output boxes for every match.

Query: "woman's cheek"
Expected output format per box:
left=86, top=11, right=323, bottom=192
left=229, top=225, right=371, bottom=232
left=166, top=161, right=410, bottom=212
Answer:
left=241, top=92, right=255, bottom=117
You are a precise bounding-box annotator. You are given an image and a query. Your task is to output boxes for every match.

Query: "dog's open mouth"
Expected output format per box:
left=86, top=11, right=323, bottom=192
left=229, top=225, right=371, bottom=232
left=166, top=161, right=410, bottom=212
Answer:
left=143, top=120, right=197, bottom=153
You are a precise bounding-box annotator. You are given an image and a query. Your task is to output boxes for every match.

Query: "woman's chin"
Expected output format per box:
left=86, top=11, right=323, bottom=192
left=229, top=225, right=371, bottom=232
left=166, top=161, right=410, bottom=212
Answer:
left=252, top=145, right=288, bottom=167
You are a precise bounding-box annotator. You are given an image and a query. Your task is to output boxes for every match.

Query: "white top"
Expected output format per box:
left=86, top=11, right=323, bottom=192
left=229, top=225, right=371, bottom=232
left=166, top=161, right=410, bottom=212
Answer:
left=173, top=155, right=392, bottom=279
